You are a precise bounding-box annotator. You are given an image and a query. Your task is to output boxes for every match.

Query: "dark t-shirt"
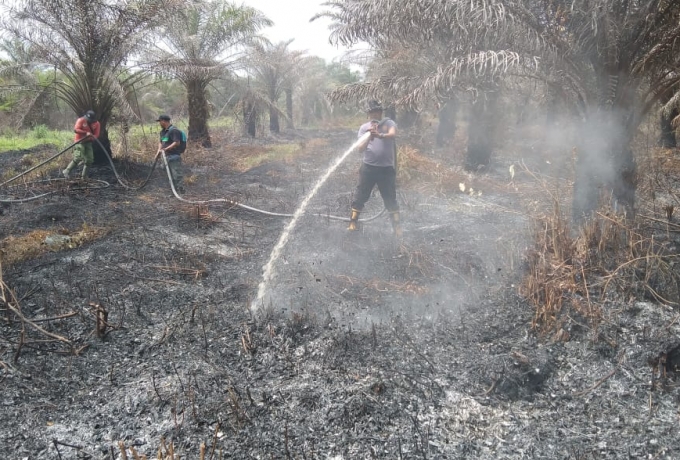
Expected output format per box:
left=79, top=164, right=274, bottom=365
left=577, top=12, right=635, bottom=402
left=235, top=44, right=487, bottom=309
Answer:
left=160, top=125, right=183, bottom=154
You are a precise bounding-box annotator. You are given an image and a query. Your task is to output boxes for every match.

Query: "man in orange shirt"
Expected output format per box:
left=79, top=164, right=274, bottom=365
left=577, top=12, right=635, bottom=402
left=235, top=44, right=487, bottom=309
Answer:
left=63, top=110, right=100, bottom=179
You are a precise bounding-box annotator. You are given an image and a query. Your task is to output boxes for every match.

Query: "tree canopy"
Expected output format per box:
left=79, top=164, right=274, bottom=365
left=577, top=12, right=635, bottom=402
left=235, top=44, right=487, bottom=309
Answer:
left=149, top=0, right=272, bottom=146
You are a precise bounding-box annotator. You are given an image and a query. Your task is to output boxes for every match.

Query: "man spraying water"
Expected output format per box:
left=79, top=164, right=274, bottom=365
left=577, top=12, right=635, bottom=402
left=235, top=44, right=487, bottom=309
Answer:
left=348, top=100, right=401, bottom=237
left=253, top=130, right=372, bottom=310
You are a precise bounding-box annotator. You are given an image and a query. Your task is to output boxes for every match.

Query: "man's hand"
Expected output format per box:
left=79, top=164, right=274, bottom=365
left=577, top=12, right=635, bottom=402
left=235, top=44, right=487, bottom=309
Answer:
left=155, top=149, right=165, bottom=159
left=369, top=125, right=379, bottom=139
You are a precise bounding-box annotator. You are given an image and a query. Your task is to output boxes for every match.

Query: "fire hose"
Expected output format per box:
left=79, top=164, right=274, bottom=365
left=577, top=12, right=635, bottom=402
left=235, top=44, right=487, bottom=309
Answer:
left=0, top=136, right=387, bottom=224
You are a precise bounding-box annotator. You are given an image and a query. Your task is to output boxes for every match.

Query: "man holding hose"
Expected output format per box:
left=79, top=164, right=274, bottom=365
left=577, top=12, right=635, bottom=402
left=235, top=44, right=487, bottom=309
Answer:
left=348, top=100, right=401, bottom=237
left=154, top=114, right=185, bottom=194
left=63, top=110, right=100, bottom=179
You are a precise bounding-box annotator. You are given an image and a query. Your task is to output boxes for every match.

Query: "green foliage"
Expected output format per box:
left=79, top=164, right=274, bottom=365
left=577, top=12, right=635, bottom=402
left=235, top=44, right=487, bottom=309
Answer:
left=0, top=127, right=72, bottom=152
left=327, top=62, right=361, bottom=85
left=128, top=76, right=187, bottom=122
left=31, top=124, right=49, bottom=139
left=2, top=0, right=177, bottom=133
left=150, top=0, right=273, bottom=144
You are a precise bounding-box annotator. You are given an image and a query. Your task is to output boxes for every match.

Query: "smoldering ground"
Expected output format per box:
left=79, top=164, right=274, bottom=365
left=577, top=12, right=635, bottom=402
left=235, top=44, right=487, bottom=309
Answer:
left=0, top=126, right=679, bottom=459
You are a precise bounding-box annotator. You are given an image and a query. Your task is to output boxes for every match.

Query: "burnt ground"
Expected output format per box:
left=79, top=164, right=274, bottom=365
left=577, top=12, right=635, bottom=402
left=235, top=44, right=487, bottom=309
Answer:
left=1, top=128, right=679, bottom=459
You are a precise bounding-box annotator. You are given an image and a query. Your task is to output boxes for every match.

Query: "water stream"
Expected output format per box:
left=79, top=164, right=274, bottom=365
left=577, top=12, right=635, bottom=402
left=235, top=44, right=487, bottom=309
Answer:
left=252, top=132, right=371, bottom=311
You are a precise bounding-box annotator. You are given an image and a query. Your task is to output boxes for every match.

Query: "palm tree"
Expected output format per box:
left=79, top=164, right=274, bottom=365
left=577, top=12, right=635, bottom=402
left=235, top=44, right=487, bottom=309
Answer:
left=294, top=57, right=334, bottom=126
left=2, top=0, right=174, bottom=163
left=327, top=42, right=500, bottom=167
left=149, top=0, right=271, bottom=147
left=319, top=0, right=680, bottom=220
left=0, top=38, right=56, bottom=128
left=246, top=40, right=305, bottom=134
left=660, top=85, right=680, bottom=148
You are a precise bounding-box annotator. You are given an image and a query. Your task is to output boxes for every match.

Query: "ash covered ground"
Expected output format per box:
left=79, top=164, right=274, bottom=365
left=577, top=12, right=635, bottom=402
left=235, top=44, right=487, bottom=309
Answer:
left=1, top=129, right=679, bottom=459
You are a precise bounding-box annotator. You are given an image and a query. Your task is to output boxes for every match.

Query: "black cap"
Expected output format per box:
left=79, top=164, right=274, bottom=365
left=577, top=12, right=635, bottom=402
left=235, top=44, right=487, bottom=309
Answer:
left=84, top=110, right=96, bottom=122
left=366, top=100, right=383, bottom=112
left=155, top=114, right=171, bottom=121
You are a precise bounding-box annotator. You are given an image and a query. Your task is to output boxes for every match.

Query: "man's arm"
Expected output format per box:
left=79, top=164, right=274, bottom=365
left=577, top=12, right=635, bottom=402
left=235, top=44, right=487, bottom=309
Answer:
left=156, top=136, right=164, bottom=157
left=74, top=119, right=89, bottom=136
left=378, top=123, right=397, bottom=140
left=356, top=125, right=372, bottom=151
left=163, top=141, right=180, bottom=153
left=92, top=122, right=101, bottom=139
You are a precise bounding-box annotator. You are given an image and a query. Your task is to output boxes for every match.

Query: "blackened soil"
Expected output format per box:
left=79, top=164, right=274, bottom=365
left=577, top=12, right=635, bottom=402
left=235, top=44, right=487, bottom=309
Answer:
left=0, top=131, right=679, bottom=459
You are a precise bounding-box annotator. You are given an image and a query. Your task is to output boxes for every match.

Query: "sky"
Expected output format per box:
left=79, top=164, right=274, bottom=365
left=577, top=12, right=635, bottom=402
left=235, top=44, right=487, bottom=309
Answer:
left=241, top=0, right=356, bottom=63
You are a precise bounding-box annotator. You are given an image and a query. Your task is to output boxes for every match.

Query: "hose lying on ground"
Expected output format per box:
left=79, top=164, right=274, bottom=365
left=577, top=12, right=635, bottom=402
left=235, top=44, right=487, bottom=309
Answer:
left=160, top=151, right=386, bottom=222
left=0, top=139, right=84, bottom=188
left=0, top=178, right=110, bottom=203
left=0, top=137, right=388, bottom=223
left=0, top=139, right=114, bottom=203
left=93, top=136, right=159, bottom=191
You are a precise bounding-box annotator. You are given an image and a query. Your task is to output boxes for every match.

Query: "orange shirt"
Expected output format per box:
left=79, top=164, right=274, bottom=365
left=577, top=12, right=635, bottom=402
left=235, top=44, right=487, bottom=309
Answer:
left=74, top=117, right=101, bottom=142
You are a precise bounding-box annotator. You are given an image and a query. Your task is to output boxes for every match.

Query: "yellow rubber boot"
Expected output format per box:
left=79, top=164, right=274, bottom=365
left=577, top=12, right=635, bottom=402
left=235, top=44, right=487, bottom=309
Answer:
left=390, top=211, right=403, bottom=238
left=347, top=208, right=361, bottom=231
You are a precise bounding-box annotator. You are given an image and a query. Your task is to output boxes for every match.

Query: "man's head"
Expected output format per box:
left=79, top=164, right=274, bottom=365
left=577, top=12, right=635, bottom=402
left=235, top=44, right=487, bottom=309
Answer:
left=84, top=110, right=96, bottom=123
left=156, top=114, right=171, bottom=128
left=366, top=100, right=383, bottom=120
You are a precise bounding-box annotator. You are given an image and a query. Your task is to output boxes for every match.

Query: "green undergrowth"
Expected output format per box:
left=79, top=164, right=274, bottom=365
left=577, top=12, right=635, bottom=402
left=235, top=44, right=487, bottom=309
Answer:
left=0, top=125, right=73, bottom=153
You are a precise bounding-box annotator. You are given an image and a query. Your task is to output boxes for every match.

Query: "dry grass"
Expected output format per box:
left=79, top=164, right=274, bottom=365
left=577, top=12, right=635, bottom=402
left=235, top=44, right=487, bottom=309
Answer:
left=179, top=134, right=331, bottom=175
left=0, top=223, right=109, bottom=267
left=521, top=200, right=680, bottom=339
left=397, top=145, right=504, bottom=197
left=230, top=138, right=330, bottom=172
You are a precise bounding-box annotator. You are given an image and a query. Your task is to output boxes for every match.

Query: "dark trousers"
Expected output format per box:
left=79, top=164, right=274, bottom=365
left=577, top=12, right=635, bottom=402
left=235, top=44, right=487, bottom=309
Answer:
left=166, top=154, right=183, bottom=189
left=351, top=163, right=399, bottom=212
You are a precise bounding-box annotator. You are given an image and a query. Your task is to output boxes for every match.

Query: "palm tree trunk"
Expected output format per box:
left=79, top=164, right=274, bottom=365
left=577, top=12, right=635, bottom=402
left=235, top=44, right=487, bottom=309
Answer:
left=269, top=106, right=280, bottom=133
left=465, top=94, right=496, bottom=171
left=436, top=99, right=457, bottom=147
left=572, top=112, right=637, bottom=222
left=385, top=105, right=396, bottom=121
left=93, top=124, right=111, bottom=165
left=660, top=109, right=678, bottom=148
left=658, top=86, right=678, bottom=148
left=187, top=79, right=212, bottom=148
left=285, top=88, right=294, bottom=129
left=611, top=144, right=636, bottom=215
left=398, top=108, right=418, bottom=129
left=243, top=100, right=256, bottom=137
